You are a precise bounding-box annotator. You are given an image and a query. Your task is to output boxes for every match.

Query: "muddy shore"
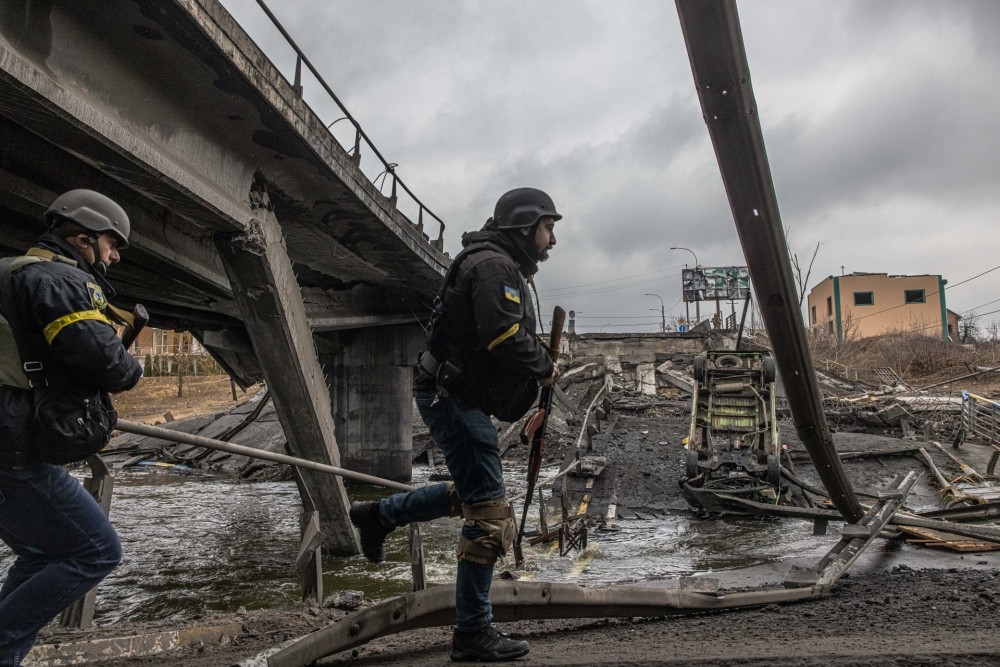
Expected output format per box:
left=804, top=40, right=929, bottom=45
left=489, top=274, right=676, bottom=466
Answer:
left=81, top=566, right=1000, bottom=666
left=62, top=400, right=1000, bottom=667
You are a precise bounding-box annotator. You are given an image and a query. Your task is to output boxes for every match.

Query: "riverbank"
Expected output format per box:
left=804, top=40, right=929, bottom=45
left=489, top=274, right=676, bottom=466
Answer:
left=60, top=564, right=1000, bottom=666
left=29, top=401, right=1000, bottom=666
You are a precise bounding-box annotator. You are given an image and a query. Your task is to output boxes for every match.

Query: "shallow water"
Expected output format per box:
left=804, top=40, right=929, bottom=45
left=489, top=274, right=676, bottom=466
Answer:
left=0, top=463, right=840, bottom=627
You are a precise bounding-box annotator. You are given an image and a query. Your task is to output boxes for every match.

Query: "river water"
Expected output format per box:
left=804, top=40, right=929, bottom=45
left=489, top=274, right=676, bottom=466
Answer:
left=0, top=462, right=846, bottom=628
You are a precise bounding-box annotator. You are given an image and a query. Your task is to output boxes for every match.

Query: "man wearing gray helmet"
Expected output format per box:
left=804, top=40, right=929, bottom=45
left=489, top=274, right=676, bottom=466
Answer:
left=350, top=188, right=560, bottom=662
left=0, top=189, right=142, bottom=667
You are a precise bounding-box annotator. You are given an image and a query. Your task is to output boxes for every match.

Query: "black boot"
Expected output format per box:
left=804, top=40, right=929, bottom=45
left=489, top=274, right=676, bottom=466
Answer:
left=349, top=501, right=393, bottom=563
left=451, top=625, right=529, bottom=662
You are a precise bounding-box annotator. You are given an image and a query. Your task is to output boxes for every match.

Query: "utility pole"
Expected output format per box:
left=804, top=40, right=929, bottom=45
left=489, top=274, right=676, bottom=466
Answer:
left=671, top=246, right=700, bottom=326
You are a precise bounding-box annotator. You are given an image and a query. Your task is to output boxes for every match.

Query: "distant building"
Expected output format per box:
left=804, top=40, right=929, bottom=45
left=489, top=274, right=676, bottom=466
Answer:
left=130, top=328, right=202, bottom=356
left=807, top=273, right=959, bottom=342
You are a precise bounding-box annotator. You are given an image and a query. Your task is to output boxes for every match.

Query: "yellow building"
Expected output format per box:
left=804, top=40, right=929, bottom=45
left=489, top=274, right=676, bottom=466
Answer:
left=807, top=273, right=959, bottom=342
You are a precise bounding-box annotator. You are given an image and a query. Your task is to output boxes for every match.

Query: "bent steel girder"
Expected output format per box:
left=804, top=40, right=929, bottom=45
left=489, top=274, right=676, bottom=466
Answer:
left=674, top=0, right=863, bottom=521
left=241, top=581, right=821, bottom=667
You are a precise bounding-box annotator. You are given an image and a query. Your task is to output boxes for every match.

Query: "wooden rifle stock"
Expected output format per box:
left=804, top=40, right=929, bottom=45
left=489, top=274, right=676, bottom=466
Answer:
left=513, top=306, right=565, bottom=567
left=107, top=303, right=149, bottom=349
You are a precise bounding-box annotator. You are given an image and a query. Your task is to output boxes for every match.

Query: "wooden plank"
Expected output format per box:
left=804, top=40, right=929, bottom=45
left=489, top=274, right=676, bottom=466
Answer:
left=898, top=525, right=1000, bottom=553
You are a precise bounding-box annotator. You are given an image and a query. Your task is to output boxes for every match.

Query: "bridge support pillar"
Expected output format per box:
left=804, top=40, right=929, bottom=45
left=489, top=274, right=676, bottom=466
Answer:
left=324, top=324, right=424, bottom=482
left=215, top=211, right=358, bottom=555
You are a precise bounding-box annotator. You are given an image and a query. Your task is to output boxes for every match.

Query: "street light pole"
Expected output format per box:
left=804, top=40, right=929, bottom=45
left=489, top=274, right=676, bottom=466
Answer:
left=670, top=247, right=700, bottom=325
left=670, top=246, right=699, bottom=268
left=644, top=293, right=666, bottom=333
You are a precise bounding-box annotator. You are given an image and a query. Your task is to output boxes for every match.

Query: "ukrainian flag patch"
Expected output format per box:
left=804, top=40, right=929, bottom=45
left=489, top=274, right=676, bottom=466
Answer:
left=503, top=285, right=521, bottom=304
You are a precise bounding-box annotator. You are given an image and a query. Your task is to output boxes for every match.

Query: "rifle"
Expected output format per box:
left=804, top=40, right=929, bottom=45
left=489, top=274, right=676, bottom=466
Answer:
left=106, top=303, right=149, bottom=349
left=513, top=305, right=565, bottom=568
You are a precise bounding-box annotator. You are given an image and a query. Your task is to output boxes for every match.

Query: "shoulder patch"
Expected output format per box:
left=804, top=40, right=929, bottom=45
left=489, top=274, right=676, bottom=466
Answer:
left=503, top=285, right=521, bottom=304
left=87, top=281, right=108, bottom=311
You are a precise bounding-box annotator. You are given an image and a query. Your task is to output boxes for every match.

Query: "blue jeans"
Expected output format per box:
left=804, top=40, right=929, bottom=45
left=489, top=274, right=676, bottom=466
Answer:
left=0, top=464, right=121, bottom=666
left=380, top=390, right=505, bottom=630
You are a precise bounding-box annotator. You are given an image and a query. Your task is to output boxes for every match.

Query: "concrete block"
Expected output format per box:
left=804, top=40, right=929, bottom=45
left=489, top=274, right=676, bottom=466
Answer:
left=637, top=363, right=657, bottom=395
left=877, top=403, right=911, bottom=426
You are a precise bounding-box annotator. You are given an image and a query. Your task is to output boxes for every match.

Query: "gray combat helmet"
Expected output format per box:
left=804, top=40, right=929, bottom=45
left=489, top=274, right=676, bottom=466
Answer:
left=493, top=187, right=562, bottom=230
left=44, top=189, right=130, bottom=249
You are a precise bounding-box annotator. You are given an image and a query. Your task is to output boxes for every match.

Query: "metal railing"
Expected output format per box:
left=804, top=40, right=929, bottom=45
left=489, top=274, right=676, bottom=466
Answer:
left=960, top=391, right=1000, bottom=459
left=252, top=0, right=446, bottom=248
left=813, top=357, right=861, bottom=382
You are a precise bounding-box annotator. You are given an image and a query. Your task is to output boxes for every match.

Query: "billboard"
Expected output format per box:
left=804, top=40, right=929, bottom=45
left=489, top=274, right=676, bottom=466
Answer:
left=682, top=266, right=750, bottom=302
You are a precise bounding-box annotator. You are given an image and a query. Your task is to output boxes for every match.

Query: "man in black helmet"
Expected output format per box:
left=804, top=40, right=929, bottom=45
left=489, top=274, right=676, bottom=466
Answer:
left=350, top=187, right=560, bottom=662
left=0, top=189, right=142, bottom=666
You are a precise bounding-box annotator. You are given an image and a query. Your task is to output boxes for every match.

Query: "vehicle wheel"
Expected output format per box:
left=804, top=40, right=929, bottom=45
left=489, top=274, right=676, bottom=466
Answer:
left=763, top=357, right=777, bottom=384
left=716, top=354, right=742, bottom=368
left=766, top=454, right=780, bottom=488
left=693, top=356, right=706, bottom=382
left=686, top=449, right=700, bottom=481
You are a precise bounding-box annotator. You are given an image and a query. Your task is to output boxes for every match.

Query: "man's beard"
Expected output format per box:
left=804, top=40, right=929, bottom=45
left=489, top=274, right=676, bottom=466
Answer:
left=538, top=248, right=550, bottom=262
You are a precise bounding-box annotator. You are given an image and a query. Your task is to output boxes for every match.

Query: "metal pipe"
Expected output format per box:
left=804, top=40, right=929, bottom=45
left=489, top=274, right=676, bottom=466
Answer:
left=675, top=0, right=863, bottom=521
left=918, top=367, right=1000, bottom=391
left=114, top=420, right=414, bottom=492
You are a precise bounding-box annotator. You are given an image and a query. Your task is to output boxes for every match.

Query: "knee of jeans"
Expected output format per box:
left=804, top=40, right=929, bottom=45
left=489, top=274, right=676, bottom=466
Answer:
left=87, top=529, right=123, bottom=574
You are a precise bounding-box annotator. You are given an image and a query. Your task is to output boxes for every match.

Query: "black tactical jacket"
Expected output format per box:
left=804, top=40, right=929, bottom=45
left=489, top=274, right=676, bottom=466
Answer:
left=0, top=235, right=142, bottom=464
left=423, top=229, right=553, bottom=420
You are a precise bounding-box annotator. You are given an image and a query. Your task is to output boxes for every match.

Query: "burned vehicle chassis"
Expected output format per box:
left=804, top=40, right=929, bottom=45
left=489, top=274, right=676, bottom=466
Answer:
left=686, top=350, right=780, bottom=496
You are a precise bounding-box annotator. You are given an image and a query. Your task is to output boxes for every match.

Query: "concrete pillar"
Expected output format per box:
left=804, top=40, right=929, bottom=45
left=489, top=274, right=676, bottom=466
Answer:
left=214, top=209, right=358, bottom=555
left=324, top=324, right=423, bottom=482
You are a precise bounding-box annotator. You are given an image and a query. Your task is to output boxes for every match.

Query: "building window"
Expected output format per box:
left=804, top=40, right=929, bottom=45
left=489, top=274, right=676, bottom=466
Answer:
left=826, top=296, right=832, bottom=316
left=811, top=305, right=817, bottom=324
left=853, top=291, right=874, bottom=306
left=904, top=289, right=926, bottom=304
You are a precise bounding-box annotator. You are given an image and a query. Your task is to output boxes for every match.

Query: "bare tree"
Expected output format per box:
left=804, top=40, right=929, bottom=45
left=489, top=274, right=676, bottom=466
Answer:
left=960, top=311, right=980, bottom=344
left=784, top=226, right=823, bottom=308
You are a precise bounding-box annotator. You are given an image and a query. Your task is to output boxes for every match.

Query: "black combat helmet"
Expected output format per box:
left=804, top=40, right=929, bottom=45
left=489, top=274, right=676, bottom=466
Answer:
left=44, top=189, right=131, bottom=249
left=493, top=188, right=562, bottom=230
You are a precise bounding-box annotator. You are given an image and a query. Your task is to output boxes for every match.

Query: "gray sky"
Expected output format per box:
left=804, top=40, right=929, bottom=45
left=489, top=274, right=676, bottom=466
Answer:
left=219, top=0, right=1000, bottom=335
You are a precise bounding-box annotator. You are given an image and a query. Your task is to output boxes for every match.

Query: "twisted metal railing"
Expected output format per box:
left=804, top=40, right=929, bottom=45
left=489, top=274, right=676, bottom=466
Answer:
left=252, top=0, right=446, bottom=249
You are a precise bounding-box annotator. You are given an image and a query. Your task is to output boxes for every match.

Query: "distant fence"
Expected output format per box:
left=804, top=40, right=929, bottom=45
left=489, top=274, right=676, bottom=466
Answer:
left=141, top=353, right=224, bottom=377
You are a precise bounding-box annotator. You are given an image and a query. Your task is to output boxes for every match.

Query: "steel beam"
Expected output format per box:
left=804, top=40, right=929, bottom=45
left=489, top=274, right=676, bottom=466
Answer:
left=240, top=581, right=821, bottom=667
left=675, top=0, right=863, bottom=521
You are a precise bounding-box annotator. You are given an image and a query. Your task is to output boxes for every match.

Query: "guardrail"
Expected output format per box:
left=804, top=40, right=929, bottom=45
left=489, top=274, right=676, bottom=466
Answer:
left=961, top=392, right=1000, bottom=446
left=252, top=0, right=446, bottom=249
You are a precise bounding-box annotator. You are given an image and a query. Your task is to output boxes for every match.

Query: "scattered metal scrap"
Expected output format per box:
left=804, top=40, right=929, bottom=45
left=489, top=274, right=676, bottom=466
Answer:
left=238, top=471, right=916, bottom=667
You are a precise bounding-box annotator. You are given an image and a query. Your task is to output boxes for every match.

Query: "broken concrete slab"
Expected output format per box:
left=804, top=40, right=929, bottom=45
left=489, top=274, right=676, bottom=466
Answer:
left=877, top=403, right=912, bottom=426
left=26, top=622, right=243, bottom=666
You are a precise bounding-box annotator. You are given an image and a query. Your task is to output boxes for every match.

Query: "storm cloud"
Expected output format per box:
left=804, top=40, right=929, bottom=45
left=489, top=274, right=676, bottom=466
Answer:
left=220, top=0, right=1000, bottom=333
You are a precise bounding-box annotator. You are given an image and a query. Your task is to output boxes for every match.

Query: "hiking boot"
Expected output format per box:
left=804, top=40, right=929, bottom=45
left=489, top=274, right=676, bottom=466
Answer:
left=450, top=625, right=529, bottom=662
left=349, top=501, right=393, bottom=563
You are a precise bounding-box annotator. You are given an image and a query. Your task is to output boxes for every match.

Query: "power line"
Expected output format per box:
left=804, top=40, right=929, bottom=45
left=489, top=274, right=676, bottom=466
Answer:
left=538, top=274, right=681, bottom=299
left=960, top=296, right=1000, bottom=316
left=859, top=306, right=1000, bottom=338
left=539, top=264, right=684, bottom=295
left=851, top=263, right=1000, bottom=322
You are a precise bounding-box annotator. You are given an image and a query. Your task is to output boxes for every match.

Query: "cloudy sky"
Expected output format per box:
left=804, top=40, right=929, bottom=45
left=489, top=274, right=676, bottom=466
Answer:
left=219, top=0, right=1000, bottom=335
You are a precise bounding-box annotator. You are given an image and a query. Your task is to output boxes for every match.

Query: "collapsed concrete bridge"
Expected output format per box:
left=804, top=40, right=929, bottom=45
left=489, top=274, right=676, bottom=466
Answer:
left=0, top=0, right=450, bottom=554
